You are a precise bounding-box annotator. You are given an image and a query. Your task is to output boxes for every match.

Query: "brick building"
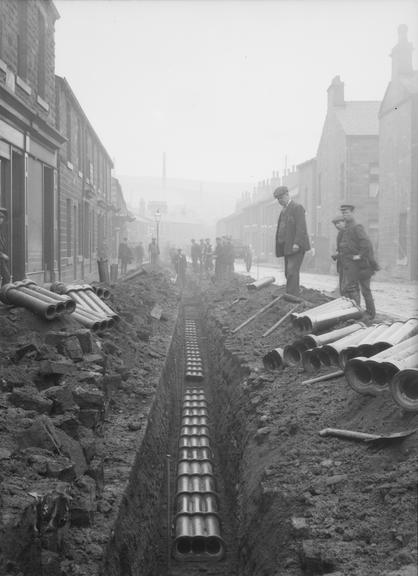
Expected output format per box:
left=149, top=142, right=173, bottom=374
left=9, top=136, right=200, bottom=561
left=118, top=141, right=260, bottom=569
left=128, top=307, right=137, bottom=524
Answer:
left=55, top=76, right=114, bottom=283
left=315, top=76, right=380, bottom=271
left=0, top=0, right=65, bottom=282
left=378, top=25, right=418, bottom=280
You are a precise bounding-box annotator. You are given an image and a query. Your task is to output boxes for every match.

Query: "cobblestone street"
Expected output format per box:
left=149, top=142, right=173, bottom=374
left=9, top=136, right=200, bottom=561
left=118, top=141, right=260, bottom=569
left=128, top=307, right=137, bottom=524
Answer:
left=236, top=261, right=418, bottom=320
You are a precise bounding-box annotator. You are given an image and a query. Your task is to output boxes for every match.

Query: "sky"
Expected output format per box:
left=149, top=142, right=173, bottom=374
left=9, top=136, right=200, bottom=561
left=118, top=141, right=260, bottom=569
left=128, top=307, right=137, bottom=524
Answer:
left=54, top=0, right=418, bottom=187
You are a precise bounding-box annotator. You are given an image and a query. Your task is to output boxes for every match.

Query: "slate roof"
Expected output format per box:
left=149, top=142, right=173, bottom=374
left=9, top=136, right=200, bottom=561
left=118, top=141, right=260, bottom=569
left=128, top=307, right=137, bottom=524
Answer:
left=335, top=101, right=380, bottom=136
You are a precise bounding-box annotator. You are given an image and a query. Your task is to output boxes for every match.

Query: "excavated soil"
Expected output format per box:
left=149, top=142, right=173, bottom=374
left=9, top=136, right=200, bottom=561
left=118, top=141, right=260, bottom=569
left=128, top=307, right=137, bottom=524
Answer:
left=0, top=268, right=417, bottom=576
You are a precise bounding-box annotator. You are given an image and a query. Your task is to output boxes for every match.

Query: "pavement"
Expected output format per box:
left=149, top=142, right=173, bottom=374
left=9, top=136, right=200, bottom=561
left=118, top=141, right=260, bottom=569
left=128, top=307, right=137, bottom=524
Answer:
left=235, top=261, right=418, bottom=321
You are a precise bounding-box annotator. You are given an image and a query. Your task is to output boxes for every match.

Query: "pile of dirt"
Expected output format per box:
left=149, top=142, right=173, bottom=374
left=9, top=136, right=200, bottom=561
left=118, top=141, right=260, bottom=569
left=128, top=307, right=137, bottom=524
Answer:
left=0, top=268, right=179, bottom=576
left=199, top=273, right=417, bottom=576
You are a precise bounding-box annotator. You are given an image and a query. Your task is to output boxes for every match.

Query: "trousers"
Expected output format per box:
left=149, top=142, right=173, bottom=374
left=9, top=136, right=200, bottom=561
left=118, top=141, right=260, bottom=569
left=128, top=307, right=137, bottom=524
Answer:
left=343, top=273, right=376, bottom=318
left=284, top=250, right=305, bottom=295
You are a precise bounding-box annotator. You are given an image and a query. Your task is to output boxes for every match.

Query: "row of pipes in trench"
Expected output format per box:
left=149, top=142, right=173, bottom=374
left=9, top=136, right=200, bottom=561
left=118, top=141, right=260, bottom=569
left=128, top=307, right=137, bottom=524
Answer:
left=172, top=317, right=226, bottom=562
left=263, top=297, right=418, bottom=412
left=0, top=280, right=119, bottom=330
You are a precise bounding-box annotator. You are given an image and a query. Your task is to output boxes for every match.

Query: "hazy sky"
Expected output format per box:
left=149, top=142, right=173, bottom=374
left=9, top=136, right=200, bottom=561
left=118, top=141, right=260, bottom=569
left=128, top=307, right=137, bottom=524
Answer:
left=54, top=0, right=418, bottom=185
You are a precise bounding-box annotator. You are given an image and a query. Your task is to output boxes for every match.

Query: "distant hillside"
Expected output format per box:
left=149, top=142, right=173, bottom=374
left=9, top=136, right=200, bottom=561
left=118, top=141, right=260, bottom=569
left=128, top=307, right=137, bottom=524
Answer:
left=116, top=174, right=249, bottom=224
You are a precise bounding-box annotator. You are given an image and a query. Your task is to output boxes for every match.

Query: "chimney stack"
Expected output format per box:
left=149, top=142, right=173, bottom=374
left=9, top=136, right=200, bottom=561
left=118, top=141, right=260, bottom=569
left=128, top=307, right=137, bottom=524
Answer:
left=327, top=75, right=345, bottom=109
left=391, top=24, right=413, bottom=80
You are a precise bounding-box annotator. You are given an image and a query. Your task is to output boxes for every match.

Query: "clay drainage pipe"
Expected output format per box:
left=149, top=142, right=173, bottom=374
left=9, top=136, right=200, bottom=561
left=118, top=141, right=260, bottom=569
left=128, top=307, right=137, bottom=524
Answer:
left=0, top=283, right=57, bottom=320
left=390, top=368, right=418, bottom=412
left=21, top=280, right=76, bottom=314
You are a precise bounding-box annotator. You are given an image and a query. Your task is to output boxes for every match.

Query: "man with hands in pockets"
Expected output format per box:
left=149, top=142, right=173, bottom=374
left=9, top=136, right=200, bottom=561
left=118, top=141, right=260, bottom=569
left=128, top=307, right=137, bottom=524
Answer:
left=273, top=186, right=310, bottom=296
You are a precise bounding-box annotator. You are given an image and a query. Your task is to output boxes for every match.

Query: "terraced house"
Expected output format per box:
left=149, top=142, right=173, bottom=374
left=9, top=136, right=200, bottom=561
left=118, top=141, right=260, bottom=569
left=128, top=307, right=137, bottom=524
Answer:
left=0, top=0, right=65, bottom=282
left=55, top=75, right=114, bottom=283
left=0, top=0, right=128, bottom=284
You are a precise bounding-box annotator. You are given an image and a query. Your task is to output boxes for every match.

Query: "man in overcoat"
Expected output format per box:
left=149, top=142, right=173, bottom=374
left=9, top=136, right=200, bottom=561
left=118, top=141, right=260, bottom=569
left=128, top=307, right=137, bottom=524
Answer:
left=274, top=186, right=310, bottom=295
left=339, top=204, right=379, bottom=319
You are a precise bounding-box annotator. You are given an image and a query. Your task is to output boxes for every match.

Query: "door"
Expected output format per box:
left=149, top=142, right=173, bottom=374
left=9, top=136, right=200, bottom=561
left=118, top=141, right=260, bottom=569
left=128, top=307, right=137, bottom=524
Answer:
left=11, top=150, right=25, bottom=281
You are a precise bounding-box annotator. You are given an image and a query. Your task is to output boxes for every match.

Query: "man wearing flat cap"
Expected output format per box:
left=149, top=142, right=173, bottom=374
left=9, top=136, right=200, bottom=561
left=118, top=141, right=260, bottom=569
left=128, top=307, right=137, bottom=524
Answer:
left=273, top=186, right=310, bottom=295
left=338, top=204, right=379, bottom=318
left=0, top=207, right=10, bottom=286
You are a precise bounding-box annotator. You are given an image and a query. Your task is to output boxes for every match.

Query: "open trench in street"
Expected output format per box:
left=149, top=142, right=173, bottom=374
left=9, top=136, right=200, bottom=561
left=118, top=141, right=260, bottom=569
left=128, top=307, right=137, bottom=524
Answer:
left=102, top=286, right=294, bottom=576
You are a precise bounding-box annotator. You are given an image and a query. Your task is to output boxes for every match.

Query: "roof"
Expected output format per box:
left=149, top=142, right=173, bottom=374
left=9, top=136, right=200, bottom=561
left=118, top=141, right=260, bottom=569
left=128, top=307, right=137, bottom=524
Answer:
left=335, top=101, right=380, bottom=136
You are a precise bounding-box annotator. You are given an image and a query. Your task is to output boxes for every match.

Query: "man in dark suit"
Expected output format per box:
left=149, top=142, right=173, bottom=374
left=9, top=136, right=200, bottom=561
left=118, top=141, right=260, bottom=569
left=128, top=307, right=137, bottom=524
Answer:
left=274, top=186, right=310, bottom=295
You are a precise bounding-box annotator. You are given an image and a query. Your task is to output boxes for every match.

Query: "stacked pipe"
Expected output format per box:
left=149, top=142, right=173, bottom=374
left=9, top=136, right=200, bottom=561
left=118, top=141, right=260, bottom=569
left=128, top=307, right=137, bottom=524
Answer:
left=344, top=329, right=418, bottom=396
left=185, top=320, right=204, bottom=381
left=291, top=297, right=363, bottom=334
left=172, top=318, right=225, bottom=561
left=0, top=280, right=76, bottom=321
left=48, top=282, right=119, bottom=331
left=90, top=283, right=111, bottom=301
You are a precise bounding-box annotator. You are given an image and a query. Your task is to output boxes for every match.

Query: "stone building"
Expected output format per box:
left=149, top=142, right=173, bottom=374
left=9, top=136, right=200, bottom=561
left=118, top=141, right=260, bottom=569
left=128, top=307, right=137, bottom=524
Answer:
left=55, top=75, right=114, bottom=283
left=315, top=76, right=380, bottom=271
left=0, top=0, right=65, bottom=282
left=378, top=25, right=418, bottom=280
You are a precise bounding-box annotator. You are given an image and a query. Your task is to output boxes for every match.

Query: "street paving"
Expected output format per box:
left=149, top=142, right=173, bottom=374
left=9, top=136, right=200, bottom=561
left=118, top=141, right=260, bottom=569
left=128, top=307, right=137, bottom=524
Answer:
left=236, top=261, right=418, bottom=321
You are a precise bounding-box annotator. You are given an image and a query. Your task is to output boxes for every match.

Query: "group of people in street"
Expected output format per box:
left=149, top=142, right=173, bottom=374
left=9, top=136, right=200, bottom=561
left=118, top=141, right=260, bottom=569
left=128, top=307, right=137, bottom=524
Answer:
left=273, top=185, right=378, bottom=318
left=117, top=237, right=160, bottom=276
left=213, top=236, right=236, bottom=282
left=190, top=239, right=214, bottom=274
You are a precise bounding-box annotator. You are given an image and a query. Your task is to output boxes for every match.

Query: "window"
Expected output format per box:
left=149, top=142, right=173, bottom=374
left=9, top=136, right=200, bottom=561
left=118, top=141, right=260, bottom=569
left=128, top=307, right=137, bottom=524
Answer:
left=368, top=162, right=379, bottom=198
left=339, top=162, right=345, bottom=198
left=66, top=199, right=72, bottom=257
left=17, top=1, right=28, bottom=79
left=317, top=173, right=322, bottom=206
left=37, top=10, right=46, bottom=98
left=66, top=99, right=72, bottom=162
left=77, top=120, right=82, bottom=170
left=398, top=212, right=408, bottom=263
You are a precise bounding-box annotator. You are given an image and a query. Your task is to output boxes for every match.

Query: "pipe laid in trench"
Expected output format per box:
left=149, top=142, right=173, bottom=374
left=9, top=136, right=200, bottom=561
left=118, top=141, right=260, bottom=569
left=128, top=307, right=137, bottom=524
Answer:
left=173, top=318, right=225, bottom=562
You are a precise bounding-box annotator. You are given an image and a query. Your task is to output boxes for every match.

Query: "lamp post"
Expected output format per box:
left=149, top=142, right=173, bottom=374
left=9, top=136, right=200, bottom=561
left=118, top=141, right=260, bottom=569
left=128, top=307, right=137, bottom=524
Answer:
left=155, top=209, right=161, bottom=252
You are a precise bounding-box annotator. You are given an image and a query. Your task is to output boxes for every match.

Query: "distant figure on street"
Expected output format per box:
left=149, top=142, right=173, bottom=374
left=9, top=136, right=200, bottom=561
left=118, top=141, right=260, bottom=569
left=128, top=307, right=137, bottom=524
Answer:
left=148, top=237, right=160, bottom=267
left=190, top=239, right=201, bottom=272
left=214, top=237, right=225, bottom=282
left=198, top=239, right=206, bottom=272
left=118, top=237, right=132, bottom=275
left=243, top=244, right=253, bottom=272
left=274, top=186, right=310, bottom=295
left=0, top=207, right=10, bottom=286
left=204, top=239, right=213, bottom=272
left=224, top=237, right=235, bottom=278
left=175, top=248, right=187, bottom=288
left=331, top=215, right=346, bottom=294
left=135, top=242, right=145, bottom=266
left=339, top=204, right=379, bottom=319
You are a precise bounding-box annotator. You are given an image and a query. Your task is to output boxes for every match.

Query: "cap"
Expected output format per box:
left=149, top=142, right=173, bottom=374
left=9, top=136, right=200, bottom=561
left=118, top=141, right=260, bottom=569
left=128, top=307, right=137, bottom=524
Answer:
left=0, top=207, right=7, bottom=218
left=340, top=204, right=355, bottom=212
left=273, top=186, right=289, bottom=198
left=332, top=215, right=345, bottom=224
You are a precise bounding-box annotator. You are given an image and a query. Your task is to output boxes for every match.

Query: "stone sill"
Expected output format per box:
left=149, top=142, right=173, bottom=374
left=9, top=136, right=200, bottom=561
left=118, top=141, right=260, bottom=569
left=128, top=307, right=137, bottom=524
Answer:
left=37, top=95, right=50, bottom=112
left=16, top=75, right=32, bottom=95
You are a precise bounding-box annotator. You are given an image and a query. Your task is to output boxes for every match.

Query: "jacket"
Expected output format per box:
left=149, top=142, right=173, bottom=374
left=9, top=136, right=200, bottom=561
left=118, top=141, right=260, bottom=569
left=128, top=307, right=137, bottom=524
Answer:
left=275, top=201, right=310, bottom=257
left=339, top=223, right=379, bottom=279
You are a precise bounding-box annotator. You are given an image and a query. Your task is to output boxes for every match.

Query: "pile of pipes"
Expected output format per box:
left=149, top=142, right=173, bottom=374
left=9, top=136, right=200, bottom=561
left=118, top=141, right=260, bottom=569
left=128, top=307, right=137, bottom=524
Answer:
left=0, top=280, right=76, bottom=320
left=49, top=282, right=119, bottom=331
left=263, top=317, right=418, bottom=410
left=290, top=297, right=363, bottom=334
